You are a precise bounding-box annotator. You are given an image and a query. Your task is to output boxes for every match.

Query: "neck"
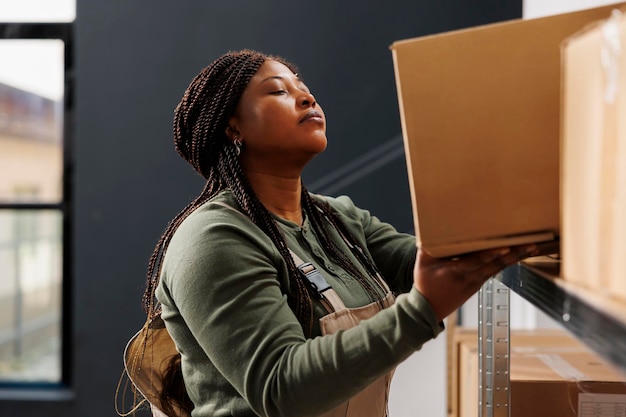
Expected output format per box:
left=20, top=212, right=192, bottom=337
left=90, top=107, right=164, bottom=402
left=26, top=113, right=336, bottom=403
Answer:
left=245, top=169, right=304, bottom=225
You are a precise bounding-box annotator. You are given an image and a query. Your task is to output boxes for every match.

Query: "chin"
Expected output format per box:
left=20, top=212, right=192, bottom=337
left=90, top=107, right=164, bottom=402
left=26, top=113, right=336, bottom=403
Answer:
left=309, top=143, right=327, bottom=156
left=311, top=135, right=328, bottom=153
left=296, top=133, right=327, bottom=157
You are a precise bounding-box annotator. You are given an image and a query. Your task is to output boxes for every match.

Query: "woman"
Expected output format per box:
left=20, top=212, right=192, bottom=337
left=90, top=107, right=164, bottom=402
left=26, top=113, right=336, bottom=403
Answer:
left=143, top=49, right=537, bottom=417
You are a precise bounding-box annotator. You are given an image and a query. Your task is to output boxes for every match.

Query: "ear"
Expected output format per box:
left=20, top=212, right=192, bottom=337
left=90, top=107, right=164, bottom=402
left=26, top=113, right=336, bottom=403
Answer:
left=225, top=117, right=241, bottom=141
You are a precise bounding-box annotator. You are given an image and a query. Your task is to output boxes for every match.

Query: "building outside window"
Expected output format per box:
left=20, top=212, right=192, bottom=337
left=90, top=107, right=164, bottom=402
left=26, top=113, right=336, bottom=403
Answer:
left=0, top=0, right=74, bottom=387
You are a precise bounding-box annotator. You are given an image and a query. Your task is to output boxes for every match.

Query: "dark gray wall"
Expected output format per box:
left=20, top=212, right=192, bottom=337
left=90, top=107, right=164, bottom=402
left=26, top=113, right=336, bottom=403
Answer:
left=0, top=1, right=521, bottom=416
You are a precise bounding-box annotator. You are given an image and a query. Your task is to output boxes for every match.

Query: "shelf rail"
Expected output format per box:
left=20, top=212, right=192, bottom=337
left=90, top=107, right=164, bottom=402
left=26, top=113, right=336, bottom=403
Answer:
left=478, top=277, right=511, bottom=417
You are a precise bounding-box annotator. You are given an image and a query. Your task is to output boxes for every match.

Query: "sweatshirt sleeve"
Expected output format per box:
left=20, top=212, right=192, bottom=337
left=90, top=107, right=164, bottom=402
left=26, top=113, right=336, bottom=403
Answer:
left=158, top=202, right=443, bottom=417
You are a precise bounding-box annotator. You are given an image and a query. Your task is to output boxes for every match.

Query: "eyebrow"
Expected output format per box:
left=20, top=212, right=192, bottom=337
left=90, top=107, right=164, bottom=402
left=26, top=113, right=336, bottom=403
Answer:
left=260, top=75, right=303, bottom=84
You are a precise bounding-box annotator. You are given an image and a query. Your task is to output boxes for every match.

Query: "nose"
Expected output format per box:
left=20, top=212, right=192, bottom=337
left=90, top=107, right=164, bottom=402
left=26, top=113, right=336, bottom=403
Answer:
left=298, top=91, right=316, bottom=108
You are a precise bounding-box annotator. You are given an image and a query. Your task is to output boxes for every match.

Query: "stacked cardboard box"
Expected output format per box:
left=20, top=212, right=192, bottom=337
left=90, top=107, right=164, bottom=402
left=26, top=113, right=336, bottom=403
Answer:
left=561, top=9, right=626, bottom=300
left=449, top=328, right=626, bottom=417
left=448, top=328, right=585, bottom=417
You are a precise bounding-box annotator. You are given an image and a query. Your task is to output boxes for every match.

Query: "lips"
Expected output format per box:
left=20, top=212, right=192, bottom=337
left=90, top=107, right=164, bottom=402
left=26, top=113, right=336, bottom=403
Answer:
left=300, top=110, right=324, bottom=123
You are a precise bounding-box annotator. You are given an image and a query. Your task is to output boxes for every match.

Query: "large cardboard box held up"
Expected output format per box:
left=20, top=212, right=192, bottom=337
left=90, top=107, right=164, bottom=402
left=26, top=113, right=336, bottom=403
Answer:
left=390, top=4, right=624, bottom=258
left=561, top=9, right=626, bottom=300
left=459, top=335, right=626, bottom=417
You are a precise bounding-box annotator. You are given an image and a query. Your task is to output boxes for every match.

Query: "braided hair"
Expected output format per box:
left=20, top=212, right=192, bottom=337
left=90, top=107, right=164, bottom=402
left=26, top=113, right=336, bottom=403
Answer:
left=142, top=49, right=383, bottom=336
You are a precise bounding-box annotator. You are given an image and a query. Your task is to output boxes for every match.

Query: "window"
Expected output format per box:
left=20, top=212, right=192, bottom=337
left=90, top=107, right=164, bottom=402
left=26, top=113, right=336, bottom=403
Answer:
left=0, top=0, right=75, bottom=23
left=0, top=2, right=73, bottom=387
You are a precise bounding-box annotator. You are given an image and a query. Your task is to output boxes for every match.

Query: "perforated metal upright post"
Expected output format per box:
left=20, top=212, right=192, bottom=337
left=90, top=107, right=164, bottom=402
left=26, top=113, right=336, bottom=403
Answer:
left=478, top=277, right=511, bottom=417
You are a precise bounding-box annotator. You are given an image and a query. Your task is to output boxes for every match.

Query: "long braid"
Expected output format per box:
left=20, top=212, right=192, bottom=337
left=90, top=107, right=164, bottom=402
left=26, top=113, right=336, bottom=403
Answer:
left=143, top=181, right=215, bottom=318
left=218, top=137, right=314, bottom=331
left=302, top=188, right=383, bottom=302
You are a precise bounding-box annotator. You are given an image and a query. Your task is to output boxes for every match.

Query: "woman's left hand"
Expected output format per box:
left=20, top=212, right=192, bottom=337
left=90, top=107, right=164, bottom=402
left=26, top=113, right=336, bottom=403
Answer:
left=413, top=244, right=538, bottom=322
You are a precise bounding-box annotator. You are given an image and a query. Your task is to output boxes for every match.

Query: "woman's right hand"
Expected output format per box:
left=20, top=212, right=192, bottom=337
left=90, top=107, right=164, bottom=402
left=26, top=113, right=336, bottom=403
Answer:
left=413, top=244, right=538, bottom=322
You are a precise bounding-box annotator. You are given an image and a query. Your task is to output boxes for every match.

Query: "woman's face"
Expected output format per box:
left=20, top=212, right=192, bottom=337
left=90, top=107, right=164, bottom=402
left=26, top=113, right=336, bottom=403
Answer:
left=229, top=59, right=327, bottom=175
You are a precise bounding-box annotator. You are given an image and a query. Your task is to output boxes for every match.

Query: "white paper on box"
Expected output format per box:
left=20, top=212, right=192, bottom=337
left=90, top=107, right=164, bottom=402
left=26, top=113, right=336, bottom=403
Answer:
left=578, top=393, right=626, bottom=416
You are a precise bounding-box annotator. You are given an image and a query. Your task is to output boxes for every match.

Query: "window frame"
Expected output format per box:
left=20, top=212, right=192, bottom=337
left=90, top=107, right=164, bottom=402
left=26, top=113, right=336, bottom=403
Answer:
left=0, top=22, right=73, bottom=394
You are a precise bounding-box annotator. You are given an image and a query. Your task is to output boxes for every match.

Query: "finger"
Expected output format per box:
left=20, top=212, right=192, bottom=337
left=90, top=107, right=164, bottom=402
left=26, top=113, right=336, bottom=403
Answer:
left=469, top=244, right=538, bottom=280
left=415, top=247, right=441, bottom=268
left=450, top=246, right=513, bottom=274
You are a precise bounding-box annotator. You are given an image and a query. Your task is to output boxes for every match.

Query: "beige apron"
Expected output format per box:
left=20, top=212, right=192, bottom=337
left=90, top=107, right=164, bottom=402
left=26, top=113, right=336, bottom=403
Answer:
left=318, top=291, right=396, bottom=417
left=293, top=252, right=397, bottom=417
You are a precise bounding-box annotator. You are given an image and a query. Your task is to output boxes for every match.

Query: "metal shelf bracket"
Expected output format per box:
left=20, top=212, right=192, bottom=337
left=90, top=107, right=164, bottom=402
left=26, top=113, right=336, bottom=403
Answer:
left=479, top=277, right=511, bottom=417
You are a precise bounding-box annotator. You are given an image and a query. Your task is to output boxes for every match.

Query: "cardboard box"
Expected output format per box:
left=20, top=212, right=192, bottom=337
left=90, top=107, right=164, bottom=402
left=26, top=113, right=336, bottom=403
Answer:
left=447, top=327, right=476, bottom=417
left=459, top=335, right=626, bottom=417
left=561, top=8, right=626, bottom=300
left=448, top=327, right=586, bottom=417
left=390, top=4, right=625, bottom=258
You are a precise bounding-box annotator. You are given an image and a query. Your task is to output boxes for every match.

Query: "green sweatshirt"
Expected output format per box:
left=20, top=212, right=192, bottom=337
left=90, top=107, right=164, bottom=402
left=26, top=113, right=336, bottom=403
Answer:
left=156, top=190, right=443, bottom=417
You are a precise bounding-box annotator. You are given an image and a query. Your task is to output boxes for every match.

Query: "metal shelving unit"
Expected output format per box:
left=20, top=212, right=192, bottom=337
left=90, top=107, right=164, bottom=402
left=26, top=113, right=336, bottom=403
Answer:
left=478, top=257, right=626, bottom=417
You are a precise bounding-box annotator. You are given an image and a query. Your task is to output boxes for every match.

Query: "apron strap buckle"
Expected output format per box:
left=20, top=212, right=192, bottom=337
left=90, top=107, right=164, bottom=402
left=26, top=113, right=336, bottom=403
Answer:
left=297, top=262, right=331, bottom=298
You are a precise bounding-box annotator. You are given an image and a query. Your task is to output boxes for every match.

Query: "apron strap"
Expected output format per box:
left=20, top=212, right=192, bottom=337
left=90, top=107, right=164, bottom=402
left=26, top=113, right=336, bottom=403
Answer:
left=289, top=249, right=346, bottom=313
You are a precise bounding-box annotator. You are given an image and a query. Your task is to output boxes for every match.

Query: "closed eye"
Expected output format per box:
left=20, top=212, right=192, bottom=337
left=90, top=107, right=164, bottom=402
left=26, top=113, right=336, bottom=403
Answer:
left=270, top=90, right=287, bottom=95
